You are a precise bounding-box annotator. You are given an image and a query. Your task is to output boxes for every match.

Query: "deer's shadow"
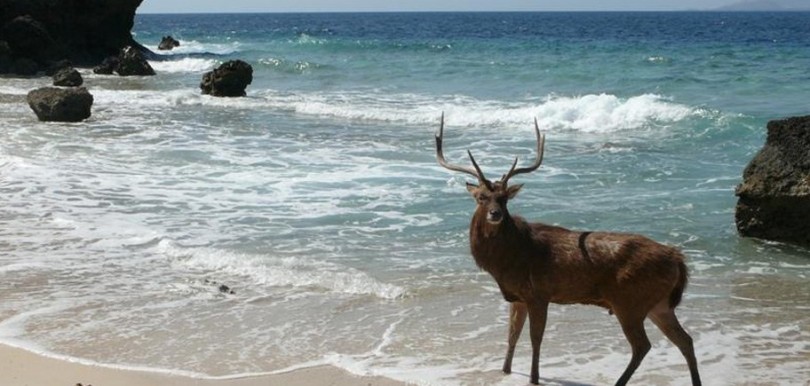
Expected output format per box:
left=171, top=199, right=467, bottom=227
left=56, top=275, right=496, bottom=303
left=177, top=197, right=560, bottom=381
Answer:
left=507, top=371, right=597, bottom=386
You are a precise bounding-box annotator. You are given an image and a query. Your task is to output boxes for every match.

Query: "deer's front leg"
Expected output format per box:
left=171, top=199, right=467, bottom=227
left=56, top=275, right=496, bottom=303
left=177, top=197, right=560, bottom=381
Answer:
left=502, top=301, right=527, bottom=374
left=528, top=301, right=549, bottom=385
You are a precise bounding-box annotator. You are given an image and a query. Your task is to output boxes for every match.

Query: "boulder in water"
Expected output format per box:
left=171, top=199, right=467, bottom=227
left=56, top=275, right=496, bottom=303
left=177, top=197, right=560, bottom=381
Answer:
left=200, top=60, right=253, bottom=97
left=52, top=67, right=83, bottom=87
left=27, top=86, right=93, bottom=122
left=115, top=45, right=155, bottom=76
left=158, top=35, right=180, bottom=51
left=735, top=115, right=810, bottom=246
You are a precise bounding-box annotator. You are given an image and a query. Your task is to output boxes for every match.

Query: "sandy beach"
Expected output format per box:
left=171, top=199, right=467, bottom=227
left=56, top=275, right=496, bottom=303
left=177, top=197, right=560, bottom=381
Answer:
left=0, top=343, right=409, bottom=386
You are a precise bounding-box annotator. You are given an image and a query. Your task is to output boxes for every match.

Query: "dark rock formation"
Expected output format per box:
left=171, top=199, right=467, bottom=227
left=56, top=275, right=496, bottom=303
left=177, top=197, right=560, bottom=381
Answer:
left=0, top=0, right=150, bottom=75
left=2, top=15, right=56, bottom=63
left=218, top=284, right=235, bottom=295
left=92, top=46, right=155, bottom=76
left=735, top=115, right=810, bottom=245
left=52, top=67, right=83, bottom=87
left=93, top=56, right=120, bottom=75
left=27, top=86, right=93, bottom=122
left=158, top=35, right=180, bottom=51
left=115, top=46, right=155, bottom=76
left=200, top=60, right=253, bottom=97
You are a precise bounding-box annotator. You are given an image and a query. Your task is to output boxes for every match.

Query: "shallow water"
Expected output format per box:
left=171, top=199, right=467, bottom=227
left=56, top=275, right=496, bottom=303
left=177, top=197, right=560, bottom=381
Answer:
left=1, top=11, right=809, bottom=386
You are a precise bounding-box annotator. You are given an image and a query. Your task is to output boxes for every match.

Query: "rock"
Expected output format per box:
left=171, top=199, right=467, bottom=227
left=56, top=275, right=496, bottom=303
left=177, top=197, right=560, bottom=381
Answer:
left=52, top=67, right=83, bottom=87
left=158, top=35, right=180, bottom=51
left=27, top=86, right=93, bottom=122
left=218, top=284, right=235, bottom=295
left=93, top=46, right=155, bottom=76
left=115, top=45, right=155, bottom=76
left=735, top=115, right=810, bottom=245
left=200, top=60, right=253, bottom=97
left=0, top=0, right=150, bottom=74
left=93, top=56, right=119, bottom=75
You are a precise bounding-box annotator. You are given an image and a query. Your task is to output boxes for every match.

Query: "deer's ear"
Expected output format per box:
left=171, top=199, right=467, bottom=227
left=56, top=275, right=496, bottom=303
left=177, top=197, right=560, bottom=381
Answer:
left=466, top=182, right=479, bottom=194
left=506, top=184, right=523, bottom=199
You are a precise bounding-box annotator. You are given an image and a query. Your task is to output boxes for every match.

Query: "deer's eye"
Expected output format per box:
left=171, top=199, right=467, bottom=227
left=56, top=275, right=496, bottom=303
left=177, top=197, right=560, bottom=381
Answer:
left=478, top=194, right=489, bottom=202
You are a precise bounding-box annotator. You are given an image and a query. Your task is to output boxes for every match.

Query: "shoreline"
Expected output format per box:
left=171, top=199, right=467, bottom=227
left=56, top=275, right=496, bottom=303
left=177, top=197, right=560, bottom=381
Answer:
left=0, top=343, right=410, bottom=386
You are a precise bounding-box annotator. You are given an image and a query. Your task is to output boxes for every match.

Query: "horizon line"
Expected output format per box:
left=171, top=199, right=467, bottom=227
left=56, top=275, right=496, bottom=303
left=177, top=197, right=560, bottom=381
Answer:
left=136, top=9, right=810, bottom=15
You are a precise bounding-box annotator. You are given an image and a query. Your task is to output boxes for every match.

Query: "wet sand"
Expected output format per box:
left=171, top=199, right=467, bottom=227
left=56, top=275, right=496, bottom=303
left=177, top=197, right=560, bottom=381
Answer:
left=0, top=343, right=409, bottom=386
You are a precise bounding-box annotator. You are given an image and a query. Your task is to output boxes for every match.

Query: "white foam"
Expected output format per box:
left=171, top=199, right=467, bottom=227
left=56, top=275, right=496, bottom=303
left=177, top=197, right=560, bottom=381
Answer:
left=149, top=58, right=219, bottom=73
left=156, top=240, right=405, bottom=299
left=535, top=93, right=696, bottom=132
left=159, top=39, right=241, bottom=55
left=250, top=90, right=701, bottom=133
left=0, top=85, right=30, bottom=95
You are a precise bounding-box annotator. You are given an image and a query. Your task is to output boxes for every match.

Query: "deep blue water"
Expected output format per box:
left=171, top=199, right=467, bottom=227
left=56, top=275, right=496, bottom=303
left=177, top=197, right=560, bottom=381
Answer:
left=1, top=11, right=808, bottom=386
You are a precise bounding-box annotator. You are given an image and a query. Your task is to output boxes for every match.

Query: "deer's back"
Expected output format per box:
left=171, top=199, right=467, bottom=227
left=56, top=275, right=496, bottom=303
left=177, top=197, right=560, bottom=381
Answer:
left=527, top=223, right=686, bottom=308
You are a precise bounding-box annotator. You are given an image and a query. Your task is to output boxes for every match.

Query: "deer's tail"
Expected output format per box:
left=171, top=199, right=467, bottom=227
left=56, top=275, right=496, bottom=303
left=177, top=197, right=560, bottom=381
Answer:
left=669, top=259, right=689, bottom=309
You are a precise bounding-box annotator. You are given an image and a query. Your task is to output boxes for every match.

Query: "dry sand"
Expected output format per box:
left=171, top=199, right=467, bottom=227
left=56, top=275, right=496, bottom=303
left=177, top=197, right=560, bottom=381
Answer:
left=0, top=343, right=410, bottom=386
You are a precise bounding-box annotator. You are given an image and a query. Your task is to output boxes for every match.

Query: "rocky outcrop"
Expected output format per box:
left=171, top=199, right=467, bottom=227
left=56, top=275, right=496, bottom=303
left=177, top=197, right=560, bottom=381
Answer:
left=735, top=115, right=810, bottom=245
left=27, top=86, right=93, bottom=122
left=200, top=60, right=253, bottom=97
left=158, top=35, right=180, bottom=51
left=52, top=67, right=83, bottom=87
left=115, top=46, right=155, bottom=76
left=93, top=46, right=155, bottom=76
left=0, top=0, right=149, bottom=75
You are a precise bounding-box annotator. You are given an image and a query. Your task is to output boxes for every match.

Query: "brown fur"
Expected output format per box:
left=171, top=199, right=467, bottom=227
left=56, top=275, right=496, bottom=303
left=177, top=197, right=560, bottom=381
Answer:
left=464, top=183, right=702, bottom=386
left=435, top=117, right=700, bottom=385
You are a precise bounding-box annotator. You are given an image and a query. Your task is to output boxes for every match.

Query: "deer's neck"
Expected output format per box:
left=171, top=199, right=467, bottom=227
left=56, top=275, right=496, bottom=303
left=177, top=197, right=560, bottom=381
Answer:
left=469, top=209, right=527, bottom=272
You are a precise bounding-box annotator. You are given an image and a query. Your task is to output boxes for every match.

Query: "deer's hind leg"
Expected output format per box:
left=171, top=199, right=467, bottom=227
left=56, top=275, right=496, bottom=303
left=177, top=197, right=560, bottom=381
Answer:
left=502, top=302, right=527, bottom=374
left=648, top=301, right=702, bottom=386
left=613, top=308, right=651, bottom=386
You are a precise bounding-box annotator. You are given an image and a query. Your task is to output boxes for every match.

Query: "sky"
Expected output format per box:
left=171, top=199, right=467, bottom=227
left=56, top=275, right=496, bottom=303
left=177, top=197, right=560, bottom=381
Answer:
left=138, top=0, right=739, bottom=13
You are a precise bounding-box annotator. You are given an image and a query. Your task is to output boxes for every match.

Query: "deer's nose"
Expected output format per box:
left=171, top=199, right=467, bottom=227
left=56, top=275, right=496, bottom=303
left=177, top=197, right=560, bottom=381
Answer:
left=487, top=209, right=503, bottom=222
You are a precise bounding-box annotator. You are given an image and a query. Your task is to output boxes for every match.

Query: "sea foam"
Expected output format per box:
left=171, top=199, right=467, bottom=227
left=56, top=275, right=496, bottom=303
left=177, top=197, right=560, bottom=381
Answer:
left=156, top=239, right=405, bottom=299
left=251, top=90, right=701, bottom=133
left=149, top=58, right=219, bottom=73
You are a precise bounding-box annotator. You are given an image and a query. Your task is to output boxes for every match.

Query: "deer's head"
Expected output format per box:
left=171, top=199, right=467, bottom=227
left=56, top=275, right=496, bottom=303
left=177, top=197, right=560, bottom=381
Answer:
left=435, top=113, right=545, bottom=225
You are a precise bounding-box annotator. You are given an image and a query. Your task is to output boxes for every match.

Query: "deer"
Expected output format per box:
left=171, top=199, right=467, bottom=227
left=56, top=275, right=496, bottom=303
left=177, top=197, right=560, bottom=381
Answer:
left=434, top=114, right=701, bottom=386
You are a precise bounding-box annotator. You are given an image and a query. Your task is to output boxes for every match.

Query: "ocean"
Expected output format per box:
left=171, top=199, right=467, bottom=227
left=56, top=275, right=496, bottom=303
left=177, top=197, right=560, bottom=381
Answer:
left=1, top=11, right=809, bottom=386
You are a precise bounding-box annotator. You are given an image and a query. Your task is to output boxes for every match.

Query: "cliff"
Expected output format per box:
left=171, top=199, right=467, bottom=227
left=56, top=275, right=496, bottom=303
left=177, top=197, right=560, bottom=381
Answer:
left=0, top=0, right=148, bottom=74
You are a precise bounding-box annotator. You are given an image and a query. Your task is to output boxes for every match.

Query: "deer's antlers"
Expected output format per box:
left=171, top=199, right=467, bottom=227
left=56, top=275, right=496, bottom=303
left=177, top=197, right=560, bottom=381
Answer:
left=435, top=114, right=545, bottom=187
left=435, top=113, right=493, bottom=189
left=501, top=118, right=545, bottom=185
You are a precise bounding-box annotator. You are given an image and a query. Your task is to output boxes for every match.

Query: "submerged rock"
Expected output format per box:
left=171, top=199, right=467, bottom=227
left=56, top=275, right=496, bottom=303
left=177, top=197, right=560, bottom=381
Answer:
left=735, top=115, right=810, bottom=245
left=218, top=284, right=236, bottom=295
left=27, top=86, right=93, bottom=122
left=200, top=60, right=253, bottom=97
left=158, top=35, right=180, bottom=51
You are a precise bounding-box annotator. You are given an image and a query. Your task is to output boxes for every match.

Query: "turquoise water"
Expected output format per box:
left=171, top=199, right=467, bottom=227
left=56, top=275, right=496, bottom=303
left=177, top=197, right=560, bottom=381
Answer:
left=1, top=12, right=808, bottom=385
